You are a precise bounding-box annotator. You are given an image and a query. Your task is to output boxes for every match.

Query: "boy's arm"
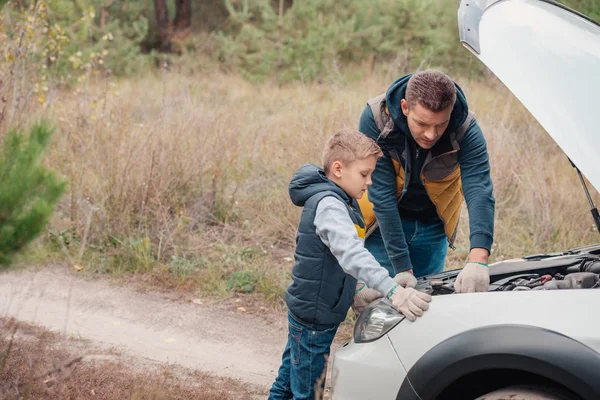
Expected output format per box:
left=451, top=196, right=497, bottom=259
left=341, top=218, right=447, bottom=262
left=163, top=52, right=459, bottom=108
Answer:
left=314, top=196, right=397, bottom=296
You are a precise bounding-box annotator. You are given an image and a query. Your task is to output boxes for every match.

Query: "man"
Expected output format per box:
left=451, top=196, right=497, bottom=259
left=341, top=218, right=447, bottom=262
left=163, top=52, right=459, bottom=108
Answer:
left=356, top=70, right=495, bottom=295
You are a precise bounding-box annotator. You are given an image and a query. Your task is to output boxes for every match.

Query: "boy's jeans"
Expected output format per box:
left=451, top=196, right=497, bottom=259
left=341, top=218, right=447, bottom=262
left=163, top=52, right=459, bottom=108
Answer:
left=365, top=217, right=448, bottom=278
left=268, top=312, right=339, bottom=400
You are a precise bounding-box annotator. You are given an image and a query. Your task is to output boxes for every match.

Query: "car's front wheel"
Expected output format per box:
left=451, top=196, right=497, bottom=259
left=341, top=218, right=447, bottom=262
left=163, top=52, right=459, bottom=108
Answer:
left=476, top=385, right=578, bottom=400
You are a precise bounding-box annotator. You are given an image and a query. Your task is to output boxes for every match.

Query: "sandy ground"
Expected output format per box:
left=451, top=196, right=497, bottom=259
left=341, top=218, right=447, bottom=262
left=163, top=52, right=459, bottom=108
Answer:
left=0, top=265, right=290, bottom=390
left=0, top=265, right=351, bottom=398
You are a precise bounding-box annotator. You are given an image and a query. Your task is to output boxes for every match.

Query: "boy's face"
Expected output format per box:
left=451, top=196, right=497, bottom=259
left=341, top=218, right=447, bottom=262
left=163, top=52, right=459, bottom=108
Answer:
left=329, top=155, right=377, bottom=199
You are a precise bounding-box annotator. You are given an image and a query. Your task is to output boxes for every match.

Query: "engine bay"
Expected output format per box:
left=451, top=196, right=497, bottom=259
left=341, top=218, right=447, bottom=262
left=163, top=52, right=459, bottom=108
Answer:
left=415, top=244, right=600, bottom=296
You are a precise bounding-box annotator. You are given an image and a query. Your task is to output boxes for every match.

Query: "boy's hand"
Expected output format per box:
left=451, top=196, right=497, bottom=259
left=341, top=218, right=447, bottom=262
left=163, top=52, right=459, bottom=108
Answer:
left=352, top=283, right=382, bottom=315
left=393, top=271, right=417, bottom=288
left=386, top=284, right=432, bottom=321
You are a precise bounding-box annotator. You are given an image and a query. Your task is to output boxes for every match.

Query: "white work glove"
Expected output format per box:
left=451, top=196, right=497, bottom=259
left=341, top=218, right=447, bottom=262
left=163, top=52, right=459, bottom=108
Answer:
left=454, top=262, right=490, bottom=293
left=351, top=283, right=383, bottom=315
left=386, top=284, right=432, bottom=321
left=393, top=270, right=417, bottom=288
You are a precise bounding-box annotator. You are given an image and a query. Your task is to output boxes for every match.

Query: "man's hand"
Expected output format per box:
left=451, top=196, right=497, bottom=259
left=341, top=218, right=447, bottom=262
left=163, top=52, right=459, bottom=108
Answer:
left=386, top=284, right=432, bottom=321
left=393, top=270, right=417, bottom=288
left=352, top=283, right=382, bottom=315
left=454, top=262, right=490, bottom=293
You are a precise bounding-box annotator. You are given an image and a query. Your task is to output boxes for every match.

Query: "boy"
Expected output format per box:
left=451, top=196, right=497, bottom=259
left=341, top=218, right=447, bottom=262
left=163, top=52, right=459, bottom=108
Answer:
left=267, top=128, right=432, bottom=400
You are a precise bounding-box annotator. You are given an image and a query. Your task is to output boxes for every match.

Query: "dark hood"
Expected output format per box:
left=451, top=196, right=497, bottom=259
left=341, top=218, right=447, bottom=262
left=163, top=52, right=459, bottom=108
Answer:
left=385, top=73, right=471, bottom=136
left=289, top=164, right=350, bottom=207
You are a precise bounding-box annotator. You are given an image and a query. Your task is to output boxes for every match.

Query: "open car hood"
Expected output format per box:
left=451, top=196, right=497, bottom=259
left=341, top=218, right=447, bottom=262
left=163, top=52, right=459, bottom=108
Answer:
left=458, top=0, right=600, bottom=192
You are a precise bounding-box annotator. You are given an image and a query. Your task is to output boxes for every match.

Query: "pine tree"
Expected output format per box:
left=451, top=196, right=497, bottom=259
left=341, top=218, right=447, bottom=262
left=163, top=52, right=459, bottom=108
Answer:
left=0, top=123, right=66, bottom=267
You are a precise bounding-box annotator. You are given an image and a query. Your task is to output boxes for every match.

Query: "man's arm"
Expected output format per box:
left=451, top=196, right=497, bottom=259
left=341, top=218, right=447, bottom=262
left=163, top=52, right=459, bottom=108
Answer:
left=458, top=118, right=496, bottom=262
left=314, top=196, right=397, bottom=296
left=359, top=105, right=413, bottom=272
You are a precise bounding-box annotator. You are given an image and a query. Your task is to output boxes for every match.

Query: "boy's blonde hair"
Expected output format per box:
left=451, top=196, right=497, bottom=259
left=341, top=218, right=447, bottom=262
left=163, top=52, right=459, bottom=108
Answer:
left=322, top=128, right=383, bottom=174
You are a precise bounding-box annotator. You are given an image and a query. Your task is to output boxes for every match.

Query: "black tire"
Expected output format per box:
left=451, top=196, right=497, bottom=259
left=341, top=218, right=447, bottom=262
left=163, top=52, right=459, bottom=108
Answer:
left=476, top=385, right=577, bottom=400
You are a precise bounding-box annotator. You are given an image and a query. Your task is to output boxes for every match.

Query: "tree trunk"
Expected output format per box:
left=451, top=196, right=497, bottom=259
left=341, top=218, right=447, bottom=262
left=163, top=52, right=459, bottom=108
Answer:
left=154, top=0, right=171, bottom=52
left=173, top=0, right=192, bottom=38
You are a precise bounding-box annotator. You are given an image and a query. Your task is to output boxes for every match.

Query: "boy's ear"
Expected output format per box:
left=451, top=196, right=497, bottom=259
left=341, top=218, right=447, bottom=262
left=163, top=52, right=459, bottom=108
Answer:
left=331, top=160, right=343, bottom=179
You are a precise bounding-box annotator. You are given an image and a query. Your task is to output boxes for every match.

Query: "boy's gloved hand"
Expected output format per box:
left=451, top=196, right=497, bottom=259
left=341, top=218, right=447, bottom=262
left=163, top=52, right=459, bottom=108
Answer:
left=393, top=270, right=417, bottom=288
left=454, top=262, right=490, bottom=293
left=351, top=283, right=382, bottom=315
left=386, top=284, right=432, bottom=322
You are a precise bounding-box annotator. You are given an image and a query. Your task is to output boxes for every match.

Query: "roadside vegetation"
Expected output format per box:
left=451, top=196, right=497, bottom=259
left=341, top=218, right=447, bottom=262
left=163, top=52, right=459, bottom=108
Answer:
left=1, top=0, right=599, bottom=307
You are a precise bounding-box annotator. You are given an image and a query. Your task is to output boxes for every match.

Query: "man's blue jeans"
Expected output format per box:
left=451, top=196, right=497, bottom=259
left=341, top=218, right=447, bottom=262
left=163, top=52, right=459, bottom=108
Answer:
left=268, top=312, right=339, bottom=400
left=365, top=218, right=448, bottom=278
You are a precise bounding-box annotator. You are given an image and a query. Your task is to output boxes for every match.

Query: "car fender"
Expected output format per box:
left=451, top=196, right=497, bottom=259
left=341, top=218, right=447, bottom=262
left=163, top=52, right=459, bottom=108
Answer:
left=396, top=324, right=600, bottom=400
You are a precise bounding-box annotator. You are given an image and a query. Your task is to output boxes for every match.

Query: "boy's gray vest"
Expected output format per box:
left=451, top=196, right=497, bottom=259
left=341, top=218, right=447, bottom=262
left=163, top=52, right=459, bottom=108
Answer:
left=286, top=191, right=365, bottom=325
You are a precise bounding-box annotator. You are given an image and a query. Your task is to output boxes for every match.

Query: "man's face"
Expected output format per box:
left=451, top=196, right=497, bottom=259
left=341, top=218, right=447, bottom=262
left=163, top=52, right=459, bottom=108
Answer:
left=330, top=155, right=377, bottom=200
left=401, top=99, right=453, bottom=149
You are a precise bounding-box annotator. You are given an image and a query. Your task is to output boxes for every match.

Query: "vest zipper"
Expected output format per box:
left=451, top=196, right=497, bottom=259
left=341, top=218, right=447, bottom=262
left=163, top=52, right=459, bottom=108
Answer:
left=421, top=175, right=457, bottom=249
left=421, top=149, right=460, bottom=249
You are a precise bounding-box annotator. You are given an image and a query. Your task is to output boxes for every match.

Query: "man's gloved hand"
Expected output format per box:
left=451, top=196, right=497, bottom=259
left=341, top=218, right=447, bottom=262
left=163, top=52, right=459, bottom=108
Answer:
left=386, top=284, right=432, bottom=322
left=454, top=262, right=490, bottom=293
left=393, top=270, right=417, bottom=288
left=351, top=283, right=383, bottom=315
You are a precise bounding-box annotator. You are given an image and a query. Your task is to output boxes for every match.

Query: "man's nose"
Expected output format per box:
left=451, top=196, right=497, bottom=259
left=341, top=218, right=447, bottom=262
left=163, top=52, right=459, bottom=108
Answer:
left=424, top=129, right=436, bottom=140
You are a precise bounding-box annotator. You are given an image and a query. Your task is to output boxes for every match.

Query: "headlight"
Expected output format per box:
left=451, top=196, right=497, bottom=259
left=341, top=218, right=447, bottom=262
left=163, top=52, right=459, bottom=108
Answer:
left=353, top=298, right=405, bottom=343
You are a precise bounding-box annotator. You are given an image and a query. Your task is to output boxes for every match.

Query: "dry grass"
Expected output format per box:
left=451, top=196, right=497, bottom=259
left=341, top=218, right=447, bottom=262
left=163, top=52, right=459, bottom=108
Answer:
left=0, top=317, right=266, bottom=400
left=9, top=66, right=600, bottom=304
left=1, top=0, right=599, bottom=306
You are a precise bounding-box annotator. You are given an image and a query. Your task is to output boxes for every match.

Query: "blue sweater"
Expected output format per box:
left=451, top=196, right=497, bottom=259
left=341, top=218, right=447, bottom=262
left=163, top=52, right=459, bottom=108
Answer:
left=358, top=74, right=495, bottom=272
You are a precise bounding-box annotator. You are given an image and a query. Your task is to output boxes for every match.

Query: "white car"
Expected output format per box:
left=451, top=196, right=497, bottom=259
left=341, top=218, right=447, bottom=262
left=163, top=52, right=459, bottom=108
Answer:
left=331, top=1, right=600, bottom=399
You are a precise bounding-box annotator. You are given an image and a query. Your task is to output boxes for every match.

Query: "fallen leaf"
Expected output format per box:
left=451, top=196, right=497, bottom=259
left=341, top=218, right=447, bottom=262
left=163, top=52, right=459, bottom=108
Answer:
left=191, top=299, right=203, bottom=305
left=44, top=377, right=56, bottom=387
left=73, top=265, right=83, bottom=271
left=237, top=307, right=246, bottom=312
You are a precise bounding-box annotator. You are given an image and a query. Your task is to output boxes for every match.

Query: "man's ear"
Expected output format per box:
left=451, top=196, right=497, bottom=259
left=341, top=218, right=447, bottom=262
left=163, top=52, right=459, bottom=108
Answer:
left=401, top=99, right=410, bottom=117
left=331, top=160, right=343, bottom=179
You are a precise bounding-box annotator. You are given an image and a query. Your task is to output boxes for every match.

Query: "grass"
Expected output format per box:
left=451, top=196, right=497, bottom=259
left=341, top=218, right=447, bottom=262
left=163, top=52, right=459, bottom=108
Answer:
left=5, top=62, right=600, bottom=307
left=14, top=67, right=600, bottom=300
left=0, top=317, right=266, bottom=399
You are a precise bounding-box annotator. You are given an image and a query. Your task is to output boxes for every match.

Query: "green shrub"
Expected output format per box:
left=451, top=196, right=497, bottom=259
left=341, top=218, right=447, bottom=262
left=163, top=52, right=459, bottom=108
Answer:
left=45, top=0, right=152, bottom=77
left=227, top=269, right=260, bottom=293
left=2, top=0, right=598, bottom=83
left=214, top=0, right=485, bottom=83
left=1, top=0, right=153, bottom=82
left=0, top=123, right=66, bottom=267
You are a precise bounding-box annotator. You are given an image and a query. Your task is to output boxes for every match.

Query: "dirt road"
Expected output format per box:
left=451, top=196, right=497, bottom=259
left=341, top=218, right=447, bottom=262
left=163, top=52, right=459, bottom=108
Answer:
left=0, top=266, right=289, bottom=390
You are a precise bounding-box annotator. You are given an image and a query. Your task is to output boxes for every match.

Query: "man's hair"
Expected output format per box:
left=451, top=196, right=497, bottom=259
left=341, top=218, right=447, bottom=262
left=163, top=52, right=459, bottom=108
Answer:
left=405, top=70, right=457, bottom=113
left=322, top=128, right=383, bottom=174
